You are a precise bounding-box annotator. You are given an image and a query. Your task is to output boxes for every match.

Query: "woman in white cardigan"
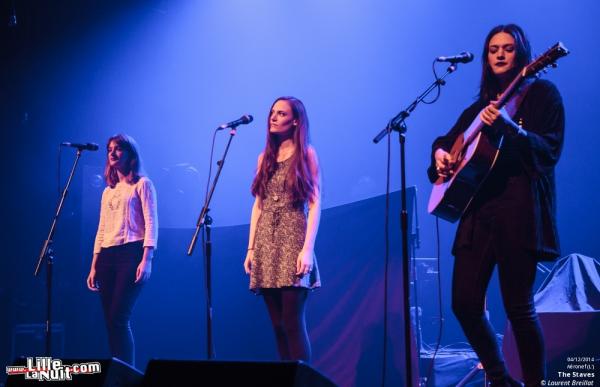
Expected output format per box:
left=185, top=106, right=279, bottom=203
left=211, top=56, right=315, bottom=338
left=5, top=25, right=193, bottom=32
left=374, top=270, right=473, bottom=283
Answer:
left=86, top=133, right=158, bottom=366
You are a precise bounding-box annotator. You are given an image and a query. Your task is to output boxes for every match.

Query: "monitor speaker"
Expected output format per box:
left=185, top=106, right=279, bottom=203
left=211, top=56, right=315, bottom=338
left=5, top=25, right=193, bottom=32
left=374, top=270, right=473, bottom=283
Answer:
left=142, top=359, right=337, bottom=387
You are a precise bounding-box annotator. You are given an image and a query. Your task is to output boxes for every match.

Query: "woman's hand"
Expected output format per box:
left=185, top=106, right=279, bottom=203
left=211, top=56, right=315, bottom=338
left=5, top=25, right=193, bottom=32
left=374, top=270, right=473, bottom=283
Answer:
left=434, top=148, right=455, bottom=178
left=86, top=267, right=99, bottom=291
left=135, top=259, right=152, bottom=284
left=480, top=102, right=509, bottom=127
left=480, top=102, right=524, bottom=137
left=244, top=250, right=254, bottom=275
left=296, top=249, right=314, bottom=277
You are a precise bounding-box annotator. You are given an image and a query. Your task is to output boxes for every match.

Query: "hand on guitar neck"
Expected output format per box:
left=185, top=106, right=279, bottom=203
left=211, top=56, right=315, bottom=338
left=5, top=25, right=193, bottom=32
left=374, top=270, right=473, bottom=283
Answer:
left=434, top=148, right=456, bottom=178
left=480, top=101, right=527, bottom=138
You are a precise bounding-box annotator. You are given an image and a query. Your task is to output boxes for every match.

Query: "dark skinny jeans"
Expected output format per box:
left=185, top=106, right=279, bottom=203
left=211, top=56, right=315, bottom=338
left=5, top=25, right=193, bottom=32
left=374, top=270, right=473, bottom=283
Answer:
left=96, top=241, right=144, bottom=366
left=452, top=214, right=545, bottom=386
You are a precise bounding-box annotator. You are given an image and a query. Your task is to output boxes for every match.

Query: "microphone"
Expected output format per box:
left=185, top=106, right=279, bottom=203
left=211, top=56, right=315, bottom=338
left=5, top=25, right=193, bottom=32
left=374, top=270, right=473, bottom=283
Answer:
left=61, top=142, right=99, bottom=151
left=436, top=51, right=474, bottom=64
left=218, top=114, right=253, bottom=130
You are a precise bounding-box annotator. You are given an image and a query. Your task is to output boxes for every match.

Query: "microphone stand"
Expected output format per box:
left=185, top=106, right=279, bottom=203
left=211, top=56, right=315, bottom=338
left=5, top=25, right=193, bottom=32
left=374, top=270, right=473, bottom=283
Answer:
left=188, top=126, right=239, bottom=360
left=34, top=147, right=85, bottom=356
left=409, top=192, right=423, bottom=381
left=372, top=64, right=458, bottom=387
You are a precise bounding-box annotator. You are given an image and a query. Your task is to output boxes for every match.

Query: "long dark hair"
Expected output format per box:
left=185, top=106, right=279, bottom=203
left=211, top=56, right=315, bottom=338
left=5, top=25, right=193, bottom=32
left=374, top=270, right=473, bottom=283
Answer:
left=251, top=96, right=318, bottom=205
left=104, top=133, right=145, bottom=188
left=479, top=23, right=532, bottom=102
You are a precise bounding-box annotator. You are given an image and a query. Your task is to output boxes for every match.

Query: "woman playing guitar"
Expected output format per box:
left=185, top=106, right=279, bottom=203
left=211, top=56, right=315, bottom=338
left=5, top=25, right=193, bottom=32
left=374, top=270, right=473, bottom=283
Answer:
left=427, top=24, right=565, bottom=387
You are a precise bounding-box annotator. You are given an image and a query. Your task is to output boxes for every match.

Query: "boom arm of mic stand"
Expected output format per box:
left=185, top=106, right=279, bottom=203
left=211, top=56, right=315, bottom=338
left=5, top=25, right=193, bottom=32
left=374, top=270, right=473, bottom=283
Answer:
left=34, top=149, right=83, bottom=276
left=372, top=64, right=457, bottom=144
left=187, top=128, right=237, bottom=256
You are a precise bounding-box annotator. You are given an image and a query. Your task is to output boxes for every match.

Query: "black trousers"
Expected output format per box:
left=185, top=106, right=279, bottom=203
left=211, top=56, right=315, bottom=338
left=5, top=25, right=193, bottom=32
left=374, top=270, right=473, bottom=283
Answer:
left=96, top=241, right=144, bottom=366
left=452, top=214, right=545, bottom=386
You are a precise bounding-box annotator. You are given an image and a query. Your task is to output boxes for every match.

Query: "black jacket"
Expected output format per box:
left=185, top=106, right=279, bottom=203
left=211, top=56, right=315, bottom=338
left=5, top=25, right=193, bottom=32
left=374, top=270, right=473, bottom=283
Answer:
left=427, top=79, right=565, bottom=260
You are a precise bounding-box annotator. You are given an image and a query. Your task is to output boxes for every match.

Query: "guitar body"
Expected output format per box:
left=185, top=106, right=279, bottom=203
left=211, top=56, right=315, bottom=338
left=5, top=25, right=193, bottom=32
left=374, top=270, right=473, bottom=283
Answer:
left=427, top=42, right=569, bottom=222
left=428, top=130, right=503, bottom=222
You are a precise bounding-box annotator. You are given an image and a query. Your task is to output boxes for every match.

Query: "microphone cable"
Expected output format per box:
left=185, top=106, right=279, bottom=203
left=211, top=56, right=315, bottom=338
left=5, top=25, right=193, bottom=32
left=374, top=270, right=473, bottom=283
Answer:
left=423, top=59, right=445, bottom=105
left=57, top=144, right=62, bottom=197
left=380, top=119, right=392, bottom=387
left=204, top=128, right=220, bottom=206
left=201, top=126, right=220, bottom=358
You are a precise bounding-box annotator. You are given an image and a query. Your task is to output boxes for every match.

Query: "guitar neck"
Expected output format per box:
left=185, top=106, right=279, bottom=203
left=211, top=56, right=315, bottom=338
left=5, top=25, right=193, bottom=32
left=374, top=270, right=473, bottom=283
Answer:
left=497, top=72, right=526, bottom=106
left=459, top=73, right=527, bottom=154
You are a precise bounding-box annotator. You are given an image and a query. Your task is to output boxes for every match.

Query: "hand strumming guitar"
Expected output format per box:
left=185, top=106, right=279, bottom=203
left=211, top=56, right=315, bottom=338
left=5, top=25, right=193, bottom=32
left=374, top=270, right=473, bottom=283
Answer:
left=434, top=148, right=456, bottom=178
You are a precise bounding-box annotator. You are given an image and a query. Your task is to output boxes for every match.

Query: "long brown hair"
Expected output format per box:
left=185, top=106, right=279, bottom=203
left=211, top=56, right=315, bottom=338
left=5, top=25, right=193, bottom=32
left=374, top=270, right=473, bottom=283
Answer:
left=104, top=133, right=145, bottom=188
left=251, top=97, right=319, bottom=205
left=479, top=23, right=532, bottom=102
